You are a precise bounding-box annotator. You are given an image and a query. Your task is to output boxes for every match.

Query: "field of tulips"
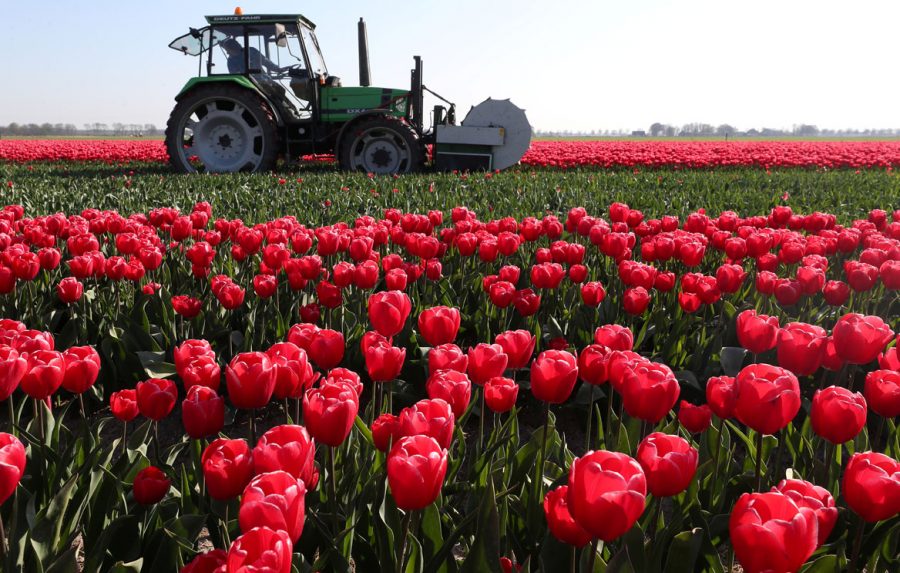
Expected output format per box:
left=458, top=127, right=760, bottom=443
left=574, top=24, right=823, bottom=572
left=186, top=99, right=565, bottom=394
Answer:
left=0, top=158, right=898, bottom=573
left=5, top=138, right=900, bottom=169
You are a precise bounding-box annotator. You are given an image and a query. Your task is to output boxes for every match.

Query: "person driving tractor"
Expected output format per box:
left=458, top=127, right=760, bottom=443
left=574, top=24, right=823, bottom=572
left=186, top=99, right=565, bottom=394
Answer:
left=221, top=37, right=285, bottom=75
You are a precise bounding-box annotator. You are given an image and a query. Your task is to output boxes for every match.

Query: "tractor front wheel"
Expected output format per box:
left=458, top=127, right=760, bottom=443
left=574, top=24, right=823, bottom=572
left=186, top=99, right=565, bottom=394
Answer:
left=165, top=86, right=279, bottom=173
left=338, top=116, right=424, bottom=175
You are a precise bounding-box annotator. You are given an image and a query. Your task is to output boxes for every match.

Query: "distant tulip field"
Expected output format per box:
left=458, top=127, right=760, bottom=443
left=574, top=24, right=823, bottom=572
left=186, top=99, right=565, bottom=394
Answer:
left=0, top=154, right=898, bottom=573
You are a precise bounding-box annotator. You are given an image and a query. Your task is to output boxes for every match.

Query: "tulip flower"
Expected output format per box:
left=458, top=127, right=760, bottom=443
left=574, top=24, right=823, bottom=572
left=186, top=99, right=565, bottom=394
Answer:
left=705, top=375, right=737, bottom=420
left=530, top=350, right=578, bottom=404
left=842, top=452, right=900, bottom=523
left=225, top=352, right=276, bottom=410
left=677, top=401, right=712, bottom=433
left=180, top=549, right=226, bottom=573
left=810, top=386, right=867, bottom=445
left=467, top=343, right=508, bottom=386
left=494, top=330, right=536, bottom=370
left=368, top=290, right=412, bottom=337
left=636, top=432, right=698, bottom=497
left=303, top=381, right=359, bottom=447
left=267, top=342, right=314, bottom=400
left=733, top=364, right=800, bottom=435
left=253, top=425, right=319, bottom=490
left=543, top=486, right=592, bottom=547
left=226, top=526, right=292, bottom=573
left=136, top=378, right=178, bottom=421
left=133, top=466, right=171, bottom=505
left=399, top=398, right=455, bottom=450
left=736, top=310, right=779, bottom=354
left=774, top=479, right=837, bottom=546
left=593, top=324, right=633, bottom=351
left=182, top=385, right=225, bottom=439
left=864, top=370, right=900, bottom=418
left=832, top=313, right=894, bottom=365
left=202, top=438, right=254, bottom=501
left=619, top=361, right=680, bottom=423
left=306, top=328, right=345, bottom=370
left=110, top=389, right=139, bottom=422
left=729, top=491, right=818, bottom=573
left=484, top=376, right=519, bottom=414
left=239, top=470, right=306, bottom=543
left=0, top=432, right=26, bottom=505
left=174, top=339, right=215, bottom=372
left=56, top=277, right=83, bottom=304
left=426, top=369, right=472, bottom=419
left=577, top=344, right=611, bottom=386
left=567, top=450, right=647, bottom=542
left=365, top=344, right=406, bottom=383
left=20, top=350, right=65, bottom=400
left=417, top=306, right=461, bottom=346
left=387, top=435, right=448, bottom=510
left=371, top=413, right=401, bottom=452
left=428, top=343, right=468, bottom=373
left=776, top=322, right=826, bottom=377
left=0, top=346, right=27, bottom=402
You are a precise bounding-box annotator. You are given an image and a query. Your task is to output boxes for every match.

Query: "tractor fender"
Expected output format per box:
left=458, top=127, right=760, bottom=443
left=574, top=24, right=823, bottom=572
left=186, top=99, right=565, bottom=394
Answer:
left=175, top=77, right=284, bottom=124
left=334, top=110, right=395, bottom=159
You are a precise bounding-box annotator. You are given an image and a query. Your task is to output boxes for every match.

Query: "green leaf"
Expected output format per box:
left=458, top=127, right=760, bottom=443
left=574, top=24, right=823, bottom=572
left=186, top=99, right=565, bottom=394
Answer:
left=663, top=528, right=704, bottom=573
left=719, top=346, right=747, bottom=376
left=136, top=351, right=177, bottom=379
left=800, top=554, right=839, bottom=572
left=459, top=478, right=501, bottom=573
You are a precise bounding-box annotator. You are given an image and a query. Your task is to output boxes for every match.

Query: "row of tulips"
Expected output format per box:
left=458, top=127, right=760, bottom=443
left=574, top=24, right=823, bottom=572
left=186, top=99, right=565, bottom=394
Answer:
left=6, top=139, right=900, bottom=169
left=0, top=195, right=898, bottom=572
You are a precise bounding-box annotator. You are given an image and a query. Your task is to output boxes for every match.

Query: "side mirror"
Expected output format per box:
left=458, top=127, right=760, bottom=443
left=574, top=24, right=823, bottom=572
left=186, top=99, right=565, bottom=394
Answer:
left=275, top=24, right=287, bottom=47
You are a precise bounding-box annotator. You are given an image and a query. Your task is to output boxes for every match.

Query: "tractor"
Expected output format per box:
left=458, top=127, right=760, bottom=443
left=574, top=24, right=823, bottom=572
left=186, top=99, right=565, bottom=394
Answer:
left=165, top=9, right=531, bottom=174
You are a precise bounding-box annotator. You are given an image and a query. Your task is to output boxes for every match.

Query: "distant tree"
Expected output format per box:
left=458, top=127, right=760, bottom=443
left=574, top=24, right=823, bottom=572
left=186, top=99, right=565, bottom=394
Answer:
left=664, top=125, right=677, bottom=137
left=649, top=122, right=665, bottom=137
left=793, top=124, right=819, bottom=137
left=716, top=124, right=737, bottom=136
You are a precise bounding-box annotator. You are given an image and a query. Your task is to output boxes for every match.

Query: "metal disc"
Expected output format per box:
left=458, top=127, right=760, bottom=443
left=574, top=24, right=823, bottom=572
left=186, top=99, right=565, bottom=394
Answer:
left=461, top=98, right=532, bottom=170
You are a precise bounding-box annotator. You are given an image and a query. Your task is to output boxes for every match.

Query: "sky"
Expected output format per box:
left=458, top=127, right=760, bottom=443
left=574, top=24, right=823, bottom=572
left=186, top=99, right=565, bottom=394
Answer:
left=1, top=0, right=899, bottom=132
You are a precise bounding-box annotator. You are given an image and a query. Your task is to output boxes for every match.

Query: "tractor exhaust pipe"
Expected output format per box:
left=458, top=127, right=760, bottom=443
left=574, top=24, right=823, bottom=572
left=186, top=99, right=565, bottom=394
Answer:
left=358, top=18, right=371, bottom=87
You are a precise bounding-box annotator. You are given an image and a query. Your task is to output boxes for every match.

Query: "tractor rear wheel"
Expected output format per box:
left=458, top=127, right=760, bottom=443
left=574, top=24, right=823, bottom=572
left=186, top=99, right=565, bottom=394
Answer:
left=338, top=116, right=424, bottom=175
left=165, top=85, right=279, bottom=173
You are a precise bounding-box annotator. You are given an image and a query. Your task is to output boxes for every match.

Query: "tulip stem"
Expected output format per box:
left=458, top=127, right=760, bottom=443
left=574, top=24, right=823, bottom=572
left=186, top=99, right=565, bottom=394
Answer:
left=478, top=388, right=486, bottom=451
left=755, top=431, right=764, bottom=491
left=584, top=385, right=595, bottom=452
left=153, top=421, right=161, bottom=466
left=570, top=545, right=576, bottom=573
left=396, top=509, right=413, bottom=573
left=587, top=538, right=599, bottom=573
left=604, top=392, right=614, bottom=449
left=648, top=496, right=663, bottom=539
left=294, top=398, right=301, bottom=427
left=7, top=396, right=16, bottom=437
left=822, top=441, right=836, bottom=487
left=248, top=409, right=257, bottom=446
left=709, top=418, right=723, bottom=508
left=0, top=512, right=6, bottom=562
left=535, top=402, right=551, bottom=499
left=328, top=446, right=340, bottom=540
left=121, top=421, right=128, bottom=459
left=848, top=519, right=865, bottom=573
left=372, top=383, right=383, bottom=425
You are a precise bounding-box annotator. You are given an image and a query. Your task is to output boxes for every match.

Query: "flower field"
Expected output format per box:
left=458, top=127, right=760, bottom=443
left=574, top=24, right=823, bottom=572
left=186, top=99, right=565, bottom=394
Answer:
left=5, top=138, right=900, bottom=169
left=0, top=157, right=898, bottom=573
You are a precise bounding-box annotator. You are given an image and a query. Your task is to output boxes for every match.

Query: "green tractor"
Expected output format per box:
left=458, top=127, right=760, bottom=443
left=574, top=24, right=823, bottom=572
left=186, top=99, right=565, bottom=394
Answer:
left=165, top=10, right=531, bottom=174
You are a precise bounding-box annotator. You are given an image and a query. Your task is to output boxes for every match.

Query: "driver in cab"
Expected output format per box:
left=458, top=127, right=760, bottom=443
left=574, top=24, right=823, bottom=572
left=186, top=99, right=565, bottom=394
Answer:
left=221, top=38, right=285, bottom=75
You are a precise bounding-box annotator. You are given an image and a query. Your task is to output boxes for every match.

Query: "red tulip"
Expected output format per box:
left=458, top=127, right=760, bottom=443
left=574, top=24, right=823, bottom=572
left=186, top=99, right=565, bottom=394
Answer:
left=226, top=352, right=276, bottom=409
left=810, top=386, right=866, bottom=444
left=622, top=287, right=650, bottom=315
left=832, top=313, right=894, bottom=365
left=467, top=343, right=508, bottom=386
left=530, top=350, right=578, bottom=404
left=567, top=450, right=647, bottom=542
left=387, top=435, right=448, bottom=510
left=733, top=364, right=800, bottom=435
left=60, top=345, right=101, bottom=394
left=736, top=310, right=779, bottom=354
left=56, top=277, right=83, bottom=303
left=636, top=432, right=698, bottom=497
left=371, top=413, right=401, bottom=452
left=399, top=398, right=455, bottom=449
left=226, top=526, right=292, bottom=573
left=821, top=336, right=844, bottom=372
left=267, top=342, right=314, bottom=400
left=494, top=330, right=536, bottom=370
left=303, top=382, right=359, bottom=447
left=239, top=470, right=306, bottom=542
left=368, top=290, right=412, bottom=337
left=822, top=280, right=850, bottom=306
left=843, top=452, right=900, bottom=522
left=286, top=323, right=319, bottom=351
left=133, top=466, right=171, bottom=505
left=484, top=376, right=519, bottom=413
left=136, top=378, right=178, bottom=421
left=180, top=549, right=226, bottom=573
left=620, top=361, right=680, bottom=423
left=110, top=389, right=139, bottom=422
left=20, top=350, right=65, bottom=400
left=593, top=324, right=633, bottom=351
left=182, top=385, right=225, bottom=439
left=428, top=343, right=468, bottom=373
left=678, top=401, right=712, bottom=433
left=307, top=328, right=344, bottom=370
left=202, top=438, right=254, bottom=500
left=577, top=344, right=611, bottom=386
left=773, top=479, right=837, bottom=546
left=776, top=322, right=826, bottom=377
left=418, top=306, right=461, bottom=346
left=365, top=344, right=406, bottom=383
left=0, top=432, right=26, bottom=504
left=705, top=376, right=737, bottom=419
left=864, top=370, right=900, bottom=418
left=543, top=486, right=591, bottom=547
left=0, top=346, right=27, bottom=401
left=512, top=288, right=541, bottom=316
left=174, top=339, right=214, bottom=371
left=325, top=368, right=361, bottom=397
left=729, top=491, right=818, bottom=573
left=172, top=295, right=202, bottom=319
left=879, top=339, right=900, bottom=371
left=426, top=369, right=471, bottom=419
left=253, top=425, right=318, bottom=490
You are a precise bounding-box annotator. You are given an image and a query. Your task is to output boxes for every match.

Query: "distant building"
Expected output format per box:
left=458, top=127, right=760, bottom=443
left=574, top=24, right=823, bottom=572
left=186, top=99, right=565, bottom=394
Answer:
left=631, top=130, right=646, bottom=137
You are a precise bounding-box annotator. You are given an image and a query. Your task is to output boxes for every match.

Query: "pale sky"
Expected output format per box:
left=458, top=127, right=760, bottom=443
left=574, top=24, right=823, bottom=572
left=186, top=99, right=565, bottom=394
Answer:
left=1, top=0, right=898, bottom=132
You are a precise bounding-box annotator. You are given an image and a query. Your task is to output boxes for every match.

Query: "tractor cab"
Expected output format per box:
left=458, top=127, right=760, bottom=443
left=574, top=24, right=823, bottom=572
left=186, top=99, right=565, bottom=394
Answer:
left=168, top=14, right=337, bottom=122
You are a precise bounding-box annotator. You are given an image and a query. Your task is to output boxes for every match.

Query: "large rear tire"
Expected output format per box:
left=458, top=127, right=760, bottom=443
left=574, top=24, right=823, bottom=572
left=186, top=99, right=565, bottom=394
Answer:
left=337, top=116, right=424, bottom=175
left=165, top=85, right=279, bottom=173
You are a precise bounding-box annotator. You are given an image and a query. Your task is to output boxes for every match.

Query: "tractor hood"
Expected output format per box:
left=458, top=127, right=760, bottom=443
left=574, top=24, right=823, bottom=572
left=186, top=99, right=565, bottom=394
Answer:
left=319, top=86, right=409, bottom=123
